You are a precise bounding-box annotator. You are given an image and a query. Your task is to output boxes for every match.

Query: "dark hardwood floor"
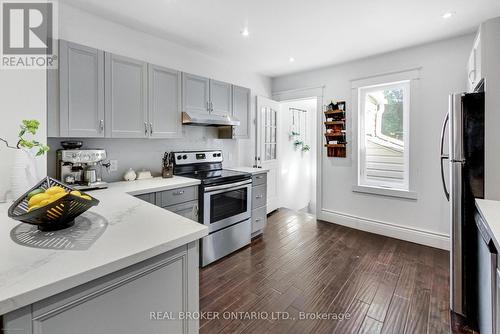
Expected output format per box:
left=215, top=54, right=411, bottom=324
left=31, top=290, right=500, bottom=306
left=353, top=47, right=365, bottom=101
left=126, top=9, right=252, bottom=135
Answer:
left=199, top=208, right=453, bottom=334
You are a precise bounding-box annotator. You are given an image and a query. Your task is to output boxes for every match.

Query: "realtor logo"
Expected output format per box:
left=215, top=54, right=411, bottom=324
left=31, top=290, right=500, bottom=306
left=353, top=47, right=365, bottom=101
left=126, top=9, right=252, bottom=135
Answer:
left=1, top=1, right=58, bottom=69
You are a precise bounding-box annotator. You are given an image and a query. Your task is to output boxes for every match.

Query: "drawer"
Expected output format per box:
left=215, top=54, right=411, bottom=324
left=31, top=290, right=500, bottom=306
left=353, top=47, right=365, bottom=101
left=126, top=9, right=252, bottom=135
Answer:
left=252, top=173, right=267, bottom=187
left=135, top=193, right=155, bottom=205
left=156, top=186, right=198, bottom=207
left=164, top=200, right=199, bottom=222
left=252, top=206, right=267, bottom=233
left=201, top=219, right=251, bottom=267
left=252, top=184, right=267, bottom=209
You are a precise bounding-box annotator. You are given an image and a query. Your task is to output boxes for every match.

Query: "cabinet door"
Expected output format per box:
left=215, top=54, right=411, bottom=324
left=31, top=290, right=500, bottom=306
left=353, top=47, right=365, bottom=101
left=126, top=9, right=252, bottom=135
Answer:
left=148, top=64, right=182, bottom=138
left=467, top=49, right=477, bottom=92
left=165, top=200, right=199, bottom=222
left=210, top=79, right=232, bottom=117
left=182, top=73, right=210, bottom=114
left=59, top=40, right=104, bottom=137
left=135, top=192, right=156, bottom=205
left=232, top=85, right=251, bottom=138
left=105, top=53, right=148, bottom=138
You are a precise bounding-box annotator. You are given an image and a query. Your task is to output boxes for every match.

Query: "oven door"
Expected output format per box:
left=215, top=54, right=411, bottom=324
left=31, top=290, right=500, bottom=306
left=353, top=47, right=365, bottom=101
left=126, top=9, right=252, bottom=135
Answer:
left=203, top=179, right=252, bottom=233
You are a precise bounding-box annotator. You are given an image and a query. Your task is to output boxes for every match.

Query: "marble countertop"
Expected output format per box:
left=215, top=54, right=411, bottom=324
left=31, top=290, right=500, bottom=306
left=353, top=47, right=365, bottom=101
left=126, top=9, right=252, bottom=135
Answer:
left=0, top=176, right=206, bottom=315
left=476, top=199, right=500, bottom=250
left=226, top=166, right=269, bottom=175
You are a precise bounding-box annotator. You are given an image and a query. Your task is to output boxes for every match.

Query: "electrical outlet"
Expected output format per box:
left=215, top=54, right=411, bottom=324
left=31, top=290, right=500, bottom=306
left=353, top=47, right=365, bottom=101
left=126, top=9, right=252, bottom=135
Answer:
left=109, top=160, right=118, bottom=172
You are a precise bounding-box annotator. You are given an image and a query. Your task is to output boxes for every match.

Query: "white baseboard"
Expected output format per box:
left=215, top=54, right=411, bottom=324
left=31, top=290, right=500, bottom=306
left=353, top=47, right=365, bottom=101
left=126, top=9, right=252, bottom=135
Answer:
left=319, top=209, right=450, bottom=251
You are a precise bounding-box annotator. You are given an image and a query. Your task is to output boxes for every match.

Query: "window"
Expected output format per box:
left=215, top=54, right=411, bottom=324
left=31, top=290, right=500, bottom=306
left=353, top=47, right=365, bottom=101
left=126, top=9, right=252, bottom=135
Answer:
left=358, top=80, right=410, bottom=191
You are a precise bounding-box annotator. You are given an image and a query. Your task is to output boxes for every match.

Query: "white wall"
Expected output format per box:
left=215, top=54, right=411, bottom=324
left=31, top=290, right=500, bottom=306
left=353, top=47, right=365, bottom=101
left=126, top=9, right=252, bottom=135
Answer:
left=278, top=98, right=317, bottom=212
left=0, top=70, right=47, bottom=202
left=272, top=34, right=474, bottom=249
left=55, top=3, right=272, bottom=170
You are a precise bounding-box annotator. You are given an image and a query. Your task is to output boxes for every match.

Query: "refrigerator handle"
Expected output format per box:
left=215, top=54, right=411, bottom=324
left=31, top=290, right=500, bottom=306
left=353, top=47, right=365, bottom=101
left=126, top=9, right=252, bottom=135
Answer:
left=440, top=112, right=450, bottom=201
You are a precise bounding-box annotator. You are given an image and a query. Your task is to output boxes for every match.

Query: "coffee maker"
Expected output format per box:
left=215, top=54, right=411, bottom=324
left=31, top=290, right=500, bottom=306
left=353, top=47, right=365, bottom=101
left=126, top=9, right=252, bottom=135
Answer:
left=56, top=149, right=109, bottom=190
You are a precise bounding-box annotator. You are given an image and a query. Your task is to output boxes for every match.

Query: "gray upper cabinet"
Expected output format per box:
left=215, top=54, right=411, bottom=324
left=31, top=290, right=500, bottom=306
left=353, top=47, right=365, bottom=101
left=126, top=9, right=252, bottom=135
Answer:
left=182, top=73, right=210, bottom=114
left=148, top=64, right=182, bottom=138
left=232, top=85, right=251, bottom=139
left=210, top=79, right=232, bottom=117
left=57, top=40, right=105, bottom=137
left=105, top=53, right=148, bottom=138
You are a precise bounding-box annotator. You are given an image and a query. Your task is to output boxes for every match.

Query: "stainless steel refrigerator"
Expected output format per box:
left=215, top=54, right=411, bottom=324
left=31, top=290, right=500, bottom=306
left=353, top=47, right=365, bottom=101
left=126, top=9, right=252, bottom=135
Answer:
left=440, top=90, right=484, bottom=322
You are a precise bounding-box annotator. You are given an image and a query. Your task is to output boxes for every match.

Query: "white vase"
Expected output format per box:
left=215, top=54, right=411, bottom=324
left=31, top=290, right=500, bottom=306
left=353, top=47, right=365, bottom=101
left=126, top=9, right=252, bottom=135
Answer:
left=10, top=149, right=40, bottom=200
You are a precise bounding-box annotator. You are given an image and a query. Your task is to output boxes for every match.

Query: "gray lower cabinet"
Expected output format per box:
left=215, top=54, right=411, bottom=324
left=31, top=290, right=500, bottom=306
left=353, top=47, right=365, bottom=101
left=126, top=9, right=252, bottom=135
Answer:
left=104, top=53, right=148, bottom=138
left=209, top=79, right=232, bottom=117
left=148, top=64, right=182, bottom=138
left=165, top=200, right=199, bottom=222
left=48, top=40, right=105, bottom=137
left=182, top=73, right=210, bottom=114
left=135, top=192, right=156, bottom=205
left=232, top=85, right=251, bottom=139
left=251, top=172, right=268, bottom=237
left=3, top=242, right=200, bottom=334
left=135, top=186, right=199, bottom=223
left=155, top=186, right=198, bottom=208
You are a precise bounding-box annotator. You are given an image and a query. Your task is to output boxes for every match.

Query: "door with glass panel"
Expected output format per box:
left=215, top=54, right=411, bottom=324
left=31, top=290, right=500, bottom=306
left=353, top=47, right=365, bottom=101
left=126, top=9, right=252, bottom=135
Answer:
left=255, top=96, right=280, bottom=213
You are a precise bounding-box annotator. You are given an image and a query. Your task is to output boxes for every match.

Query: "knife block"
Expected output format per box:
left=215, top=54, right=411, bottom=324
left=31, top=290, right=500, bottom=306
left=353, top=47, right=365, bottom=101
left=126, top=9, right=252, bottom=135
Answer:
left=162, top=166, right=173, bottom=178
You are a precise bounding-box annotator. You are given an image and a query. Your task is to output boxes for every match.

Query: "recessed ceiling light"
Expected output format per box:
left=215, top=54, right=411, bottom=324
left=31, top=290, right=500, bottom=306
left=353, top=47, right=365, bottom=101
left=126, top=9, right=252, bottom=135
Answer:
left=289, top=57, right=295, bottom=63
left=241, top=27, right=249, bottom=37
left=442, top=11, right=455, bottom=19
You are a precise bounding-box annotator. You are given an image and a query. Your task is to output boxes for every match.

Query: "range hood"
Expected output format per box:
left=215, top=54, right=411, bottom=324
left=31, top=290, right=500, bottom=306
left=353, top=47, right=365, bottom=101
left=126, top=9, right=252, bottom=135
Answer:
left=182, top=111, right=240, bottom=127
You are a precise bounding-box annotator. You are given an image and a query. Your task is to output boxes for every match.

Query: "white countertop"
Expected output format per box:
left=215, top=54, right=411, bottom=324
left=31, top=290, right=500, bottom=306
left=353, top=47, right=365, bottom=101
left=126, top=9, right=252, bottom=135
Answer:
left=0, top=176, right=206, bottom=315
left=476, top=199, right=500, bottom=249
left=106, top=175, right=201, bottom=195
left=226, top=166, right=269, bottom=175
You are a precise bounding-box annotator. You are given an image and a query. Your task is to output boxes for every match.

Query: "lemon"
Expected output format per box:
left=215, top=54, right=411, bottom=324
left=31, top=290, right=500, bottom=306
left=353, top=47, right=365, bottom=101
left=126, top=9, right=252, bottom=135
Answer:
left=39, top=199, right=52, bottom=207
left=28, top=193, right=50, bottom=207
left=27, top=188, right=45, bottom=200
left=28, top=205, right=42, bottom=212
left=45, top=186, right=66, bottom=196
left=70, top=190, right=81, bottom=197
left=80, top=195, right=92, bottom=201
left=50, top=192, right=68, bottom=202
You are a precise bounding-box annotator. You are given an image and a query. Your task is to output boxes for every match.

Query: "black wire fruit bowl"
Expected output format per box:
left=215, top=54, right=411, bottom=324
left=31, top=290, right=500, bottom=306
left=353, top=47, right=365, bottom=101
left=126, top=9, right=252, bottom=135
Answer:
left=8, top=177, right=99, bottom=231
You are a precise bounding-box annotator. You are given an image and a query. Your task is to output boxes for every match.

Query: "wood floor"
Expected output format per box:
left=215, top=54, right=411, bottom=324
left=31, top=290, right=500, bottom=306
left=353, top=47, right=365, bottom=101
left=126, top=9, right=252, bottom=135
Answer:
left=199, top=208, right=451, bottom=334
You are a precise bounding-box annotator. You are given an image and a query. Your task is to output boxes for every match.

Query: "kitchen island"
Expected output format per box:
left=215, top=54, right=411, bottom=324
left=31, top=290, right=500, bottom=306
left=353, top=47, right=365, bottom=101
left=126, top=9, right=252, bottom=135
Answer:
left=0, top=176, right=207, bottom=334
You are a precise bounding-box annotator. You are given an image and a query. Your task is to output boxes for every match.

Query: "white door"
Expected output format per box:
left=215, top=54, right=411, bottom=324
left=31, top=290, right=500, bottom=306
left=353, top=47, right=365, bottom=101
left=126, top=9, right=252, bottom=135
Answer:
left=256, top=96, right=280, bottom=213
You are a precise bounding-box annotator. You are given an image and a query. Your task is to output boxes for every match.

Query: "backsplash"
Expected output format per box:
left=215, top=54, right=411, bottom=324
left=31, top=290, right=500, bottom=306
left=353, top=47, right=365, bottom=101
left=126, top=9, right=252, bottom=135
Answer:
left=47, top=126, right=239, bottom=182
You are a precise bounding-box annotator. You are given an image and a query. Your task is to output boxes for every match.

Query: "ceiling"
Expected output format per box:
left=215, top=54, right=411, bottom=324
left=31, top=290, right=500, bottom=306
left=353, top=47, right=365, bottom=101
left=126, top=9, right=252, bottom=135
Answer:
left=61, top=0, right=500, bottom=77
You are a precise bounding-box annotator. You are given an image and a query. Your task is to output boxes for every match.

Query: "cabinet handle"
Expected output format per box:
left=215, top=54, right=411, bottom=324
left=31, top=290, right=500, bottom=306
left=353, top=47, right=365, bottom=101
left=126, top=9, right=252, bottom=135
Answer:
left=256, top=175, right=263, bottom=179
left=255, top=218, right=261, bottom=222
left=210, top=102, right=214, bottom=112
left=149, top=123, right=153, bottom=135
left=144, top=122, right=148, bottom=136
left=256, top=195, right=263, bottom=199
left=173, top=190, right=184, bottom=196
left=206, top=101, right=210, bottom=112
left=99, top=120, right=104, bottom=132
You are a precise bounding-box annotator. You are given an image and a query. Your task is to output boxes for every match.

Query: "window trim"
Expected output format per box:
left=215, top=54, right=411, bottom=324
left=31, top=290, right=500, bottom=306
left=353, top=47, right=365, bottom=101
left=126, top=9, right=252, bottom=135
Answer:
left=358, top=80, right=411, bottom=191
left=351, top=68, right=420, bottom=200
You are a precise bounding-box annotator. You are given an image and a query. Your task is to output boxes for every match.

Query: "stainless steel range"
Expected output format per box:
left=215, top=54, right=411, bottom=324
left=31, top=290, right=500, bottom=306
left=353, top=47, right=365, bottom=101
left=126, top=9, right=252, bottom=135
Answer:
left=172, top=150, right=252, bottom=267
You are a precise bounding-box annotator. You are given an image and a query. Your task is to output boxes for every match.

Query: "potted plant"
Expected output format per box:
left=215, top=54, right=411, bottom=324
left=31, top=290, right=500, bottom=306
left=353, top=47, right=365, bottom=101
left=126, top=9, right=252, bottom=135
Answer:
left=0, top=120, right=49, bottom=200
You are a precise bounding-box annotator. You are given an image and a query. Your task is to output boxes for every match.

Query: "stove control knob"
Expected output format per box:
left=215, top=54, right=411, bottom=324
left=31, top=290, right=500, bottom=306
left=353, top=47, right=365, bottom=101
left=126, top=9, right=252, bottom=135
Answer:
left=182, top=155, right=188, bottom=160
left=217, top=153, right=222, bottom=157
left=213, top=153, right=217, bottom=157
left=177, top=155, right=182, bottom=160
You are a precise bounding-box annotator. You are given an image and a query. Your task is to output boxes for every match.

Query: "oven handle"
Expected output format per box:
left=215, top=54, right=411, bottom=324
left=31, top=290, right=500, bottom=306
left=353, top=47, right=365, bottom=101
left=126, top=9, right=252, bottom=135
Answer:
left=204, top=179, right=252, bottom=192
